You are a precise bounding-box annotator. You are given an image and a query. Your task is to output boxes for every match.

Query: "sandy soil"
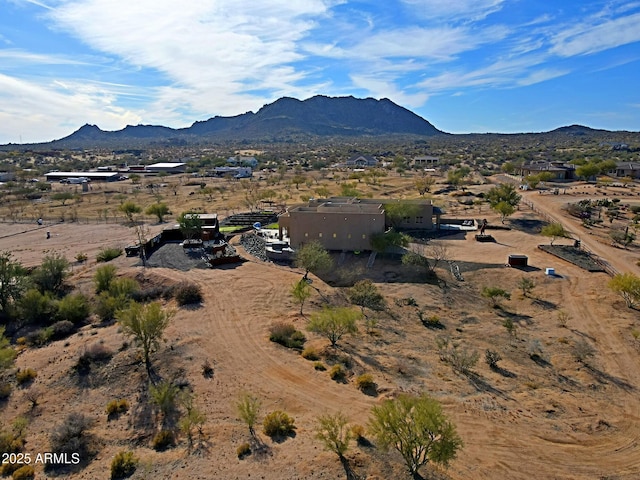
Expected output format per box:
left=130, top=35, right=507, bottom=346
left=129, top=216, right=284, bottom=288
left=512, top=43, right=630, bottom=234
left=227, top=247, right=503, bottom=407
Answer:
left=2, top=186, right=640, bottom=479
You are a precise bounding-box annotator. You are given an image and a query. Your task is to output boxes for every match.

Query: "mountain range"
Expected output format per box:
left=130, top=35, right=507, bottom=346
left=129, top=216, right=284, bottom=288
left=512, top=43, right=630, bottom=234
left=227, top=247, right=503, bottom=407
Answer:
left=2, top=95, right=638, bottom=150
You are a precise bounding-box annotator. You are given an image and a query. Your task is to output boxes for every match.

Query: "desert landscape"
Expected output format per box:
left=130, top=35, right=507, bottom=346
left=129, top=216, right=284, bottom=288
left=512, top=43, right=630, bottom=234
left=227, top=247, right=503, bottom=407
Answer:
left=1, top=170, right=640, bottom=480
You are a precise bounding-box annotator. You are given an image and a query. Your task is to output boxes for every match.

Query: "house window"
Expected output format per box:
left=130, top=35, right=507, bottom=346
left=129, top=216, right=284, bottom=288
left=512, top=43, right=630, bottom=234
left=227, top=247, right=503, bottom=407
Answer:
left=318, top=233, right=323, bottom=238
left=403, top=216, right=411, bottom=223
left=333, top=233, right=337, bottom=238
left=362, top=234, right=366, bottom=239
left=304, top=232, right=309, bottom=237
left=416, top=216, right=423, bottom=224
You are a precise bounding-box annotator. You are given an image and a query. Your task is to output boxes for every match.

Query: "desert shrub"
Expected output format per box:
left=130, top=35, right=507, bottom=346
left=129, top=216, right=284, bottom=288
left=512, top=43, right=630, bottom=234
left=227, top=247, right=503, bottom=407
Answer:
left=110, top=451, right=137, bottom=479
left=485, top=349, right=502, bottom=369
left=0, top=382, right=12, bottom=400
left=269, top=322, right=306, bottom=350
left=236, top=442, right=251, bottom=459
left=262, top=410, right=296, bottom=438
left=301, top=346, right=320, bottom=361
left=48, top=413, right=93, bottom=469
left=75, top=252, right=88, bottom=263
left=436, top=337, right=479, bottom=375
left=329, top=364, right=346, bottom=381
left=131, top=285, right=173, bottom=303
left=31, top=253, right=69, bottom=294
left=18, top=289, right=57, bottom=326
left=16, top=368, right=37, bottom=386
left=151, top=430, right=174, bottom=451
left=313, top=361, right=326, bottom=371
left=236, top=393, right=261, bottom=436
left=527, top=339, right=549, bottom=363
left=25, top=327, right=53, bottom=347
left=1, top=462, right=21, bottom=477
left=106, top=399, right=129, bottom=417
left=76, top=343, right=113, bottom=374
left=11, top=465, right=35, bottom=480
left=149, top=381, right=180, bottom=420
left=97, top=247, right=123, bottom=263
left=419, top=311, right=444, bottom=329
left=201, top=359, right=214, bottom=378
left=355, top=373, right=375, bottom=391
left=108, top=278, right=140, bottom=300
left=174, top=282, right=203, bottom=306
left=94, top=292, right=120, bottom=322
left=94, top=264, right=117, bottom=293
left=50, top=320, right=75, bottom=340
left=56, top=293, right=90, bottom=325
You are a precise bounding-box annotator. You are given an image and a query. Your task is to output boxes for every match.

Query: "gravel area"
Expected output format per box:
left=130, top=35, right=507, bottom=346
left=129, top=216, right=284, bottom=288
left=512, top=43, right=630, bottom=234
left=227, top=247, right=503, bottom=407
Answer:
left=145, top=241, right=209, bottom=270
left=240, top=233, right=267, bottom=261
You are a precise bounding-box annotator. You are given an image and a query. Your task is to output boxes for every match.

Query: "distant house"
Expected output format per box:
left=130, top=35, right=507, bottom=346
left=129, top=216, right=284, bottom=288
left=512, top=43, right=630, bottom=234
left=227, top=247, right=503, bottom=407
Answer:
left=212, top=166, right=252, bottom=178
left=278, top=197, right=439, bottom=251
left=146, top=162, right=186, bottom=174
left=609, top=162, right=640, bottom=179
left=413, top=156, right=439, bottom=167
left=0, top=172, right=15, bottom=182
left=519, top=161, right=575, bottom=180
left=45, top=171, right=120, bottom=182
left=227, top=156, right=258, bottom=167
left=345, top=154, right=378, bottom=168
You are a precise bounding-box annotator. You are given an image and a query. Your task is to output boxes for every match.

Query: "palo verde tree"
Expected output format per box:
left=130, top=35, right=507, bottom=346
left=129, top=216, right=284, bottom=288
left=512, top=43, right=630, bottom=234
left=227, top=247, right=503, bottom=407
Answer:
left=291, top=279, right=312, bottom=315
left=315, top=412, right=352, bottom=460
left=486, top=183, right=521, bottom=223
left=177, top=212, right=203, bottom=241
left=368, top=393, right=462, bottom=477
left=307, top=306, right=359, bottom=347
left=116, top=301, right=174, bottom=377
left=370, top=229, right=410, bottom=257
left=348, top=280, right=386, bottom=318
left=481, top=286, right=511, bottom=307
left=146, top=203, right=170, bottom=223
left=608, top=272, right=640, bottom=308
left=236, top=392, right=261, bottom=437
left=295, top=240, right=333, bottom=279
left=384, top=201, right=421, bottom=229
left=0, top=251, right=28, bottom=315
left=540, top=222, right=569, bottom=245
left=119, top=201, right=142, bottom=224
left=32, top=253, right=69, bottom=294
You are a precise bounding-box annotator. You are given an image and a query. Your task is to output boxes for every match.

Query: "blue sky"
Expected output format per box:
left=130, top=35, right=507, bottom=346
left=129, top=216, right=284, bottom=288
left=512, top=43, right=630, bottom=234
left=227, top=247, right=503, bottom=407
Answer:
left=1, top=0, right=640, bottom=144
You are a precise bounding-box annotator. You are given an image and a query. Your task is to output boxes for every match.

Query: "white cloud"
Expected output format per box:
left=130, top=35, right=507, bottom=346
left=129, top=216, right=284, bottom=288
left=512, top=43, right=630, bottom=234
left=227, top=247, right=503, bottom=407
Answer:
left=550, top=12, right=640, bottom=57
left=0, top=73, right=141, bottom=143
left=350, top=74, right=429, bottom=108
left=401, top=0, right=505, bottom=21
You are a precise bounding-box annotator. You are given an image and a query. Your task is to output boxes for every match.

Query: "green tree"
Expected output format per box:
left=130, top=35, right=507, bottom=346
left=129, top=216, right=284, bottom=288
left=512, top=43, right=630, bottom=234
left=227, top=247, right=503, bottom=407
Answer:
left=18, top=288, right=57, bottom=325
left=291, top=279, right=312, bottom=315
left=51, top=192, right=74, bottom=206
left=0, top=326, right=16, bottom=370
left=384, top=202, right=421, bottom=228
left=236, top=393, right=261, bottom=437
left=177, top=212, right=203, bottom=241
left=576, top=162, right=600, bottom=180
left=0, top=251, right=27, bottom=315
left=348, top=280, right=386, bottom=318
left=94, top=264, right=117, bottom=293
left=118, top=201, right=141, bottom=224
left=486, top=183, right=521, bottom=209
left=401, top=241, right=449, bottom=276
left=117, top=301, right=174, bottom=375
left=481, top=286, right=511, bottom=307
left=370, top=229, right=410, bottom=256
left=129, top=173, right=141, bottom=185
left=493, top=201, right=516, bottom=223
left=368, top=393, right=462, bottom=477
left=540, top=222, right=569, bottom=245
left=315, top=412, right=352, bottom=460
left=32, top=253, right=69, bottom=294
left=517, top=277, right=535, bottom=297
left=608, top=273, right=640, bottom=308
left=56, top=293, right=90, bottom=325
left=295, top=240, right=333, bottom=279
left=146, top=203, right=170, bottom=223
left=307, top=307, right=359, bottom=347
left=414, top=176, right=436, bottom=195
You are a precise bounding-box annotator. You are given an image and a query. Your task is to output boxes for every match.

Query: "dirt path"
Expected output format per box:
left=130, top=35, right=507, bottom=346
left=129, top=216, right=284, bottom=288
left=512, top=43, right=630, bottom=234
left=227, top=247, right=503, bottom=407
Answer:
left=521, top=189, right=639, bottom=276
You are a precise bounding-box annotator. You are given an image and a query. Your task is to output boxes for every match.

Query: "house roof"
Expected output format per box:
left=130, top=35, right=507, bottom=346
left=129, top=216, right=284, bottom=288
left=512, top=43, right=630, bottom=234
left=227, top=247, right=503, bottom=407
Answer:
left=147, top=162, right=186, bottom=169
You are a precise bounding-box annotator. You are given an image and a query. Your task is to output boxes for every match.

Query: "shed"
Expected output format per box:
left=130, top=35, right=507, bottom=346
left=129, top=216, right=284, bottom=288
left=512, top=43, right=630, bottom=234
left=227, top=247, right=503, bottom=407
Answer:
left=508, top=254, right=528, bottom=267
